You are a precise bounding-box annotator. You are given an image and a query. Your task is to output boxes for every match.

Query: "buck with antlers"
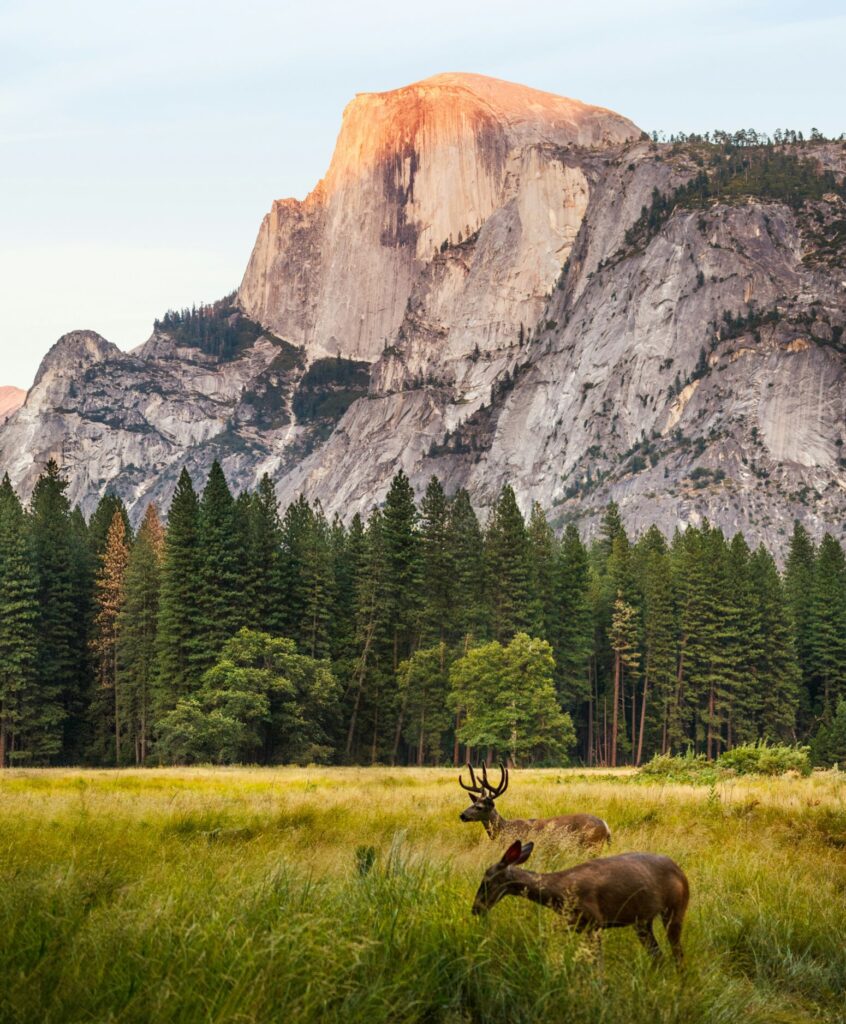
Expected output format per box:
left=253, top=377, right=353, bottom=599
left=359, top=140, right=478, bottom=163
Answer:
left=458, top=763, right=611, bottom=848
left=472, top=839, right=689, bottom=965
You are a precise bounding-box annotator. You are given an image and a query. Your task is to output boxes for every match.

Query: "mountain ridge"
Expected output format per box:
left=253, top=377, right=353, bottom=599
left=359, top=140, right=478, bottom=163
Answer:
left=1, top=74, right=845, bottom=550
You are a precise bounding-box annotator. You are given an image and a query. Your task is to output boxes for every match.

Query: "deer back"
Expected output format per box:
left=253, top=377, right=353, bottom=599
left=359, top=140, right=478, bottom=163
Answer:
left=501, top=813, right=611, bottom=847
left=549, top=853, right=689, bottom=927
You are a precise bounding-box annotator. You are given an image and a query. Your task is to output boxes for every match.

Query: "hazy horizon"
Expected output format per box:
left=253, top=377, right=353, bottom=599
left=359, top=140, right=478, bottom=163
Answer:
left=2, top=0, right=844, bottom=388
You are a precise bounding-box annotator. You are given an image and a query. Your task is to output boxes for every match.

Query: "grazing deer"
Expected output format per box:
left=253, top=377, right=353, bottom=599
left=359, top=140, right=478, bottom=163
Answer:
left=458, top=763, right=611, bottom=848
left=472, top=839, right=689, bottom=964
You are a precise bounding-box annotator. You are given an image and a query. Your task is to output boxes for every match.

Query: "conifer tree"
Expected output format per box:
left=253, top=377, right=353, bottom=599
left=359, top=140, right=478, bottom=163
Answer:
left=527, top=502, right=557, bottom=641
left=784, top=521, right=817, bottom=724
left=419, top=477, right=453, bottom=646
left=553, top=524, right=593, bottom=753
left=197, top=461, right=241, bottom=663
left=117, top=504, right=164, bottom=764
left=382, top=470, right=422, bottom=762
left=91, top=511, right=130, bottom=763
left=609, top=591, right=640, bottom=766
left=0, top=476, right=38, bottom=765
left=299, top=500, right=335, bottom=660
left=29, top=460, right=77, bottom=761
left=638, top=540, right=676, bottom=762
left=749, top=545, right=800, bottom=740
left=245, top=475, right=284, bottom=634
left=156, top=468, right=202, bottom=707
left=809, top=534, right=846, bottom=713
left=484, top=485, right=533, bottom=641
left=446, top=489, right=486, bottom=644
left=88, top=494, right=132, bottom=555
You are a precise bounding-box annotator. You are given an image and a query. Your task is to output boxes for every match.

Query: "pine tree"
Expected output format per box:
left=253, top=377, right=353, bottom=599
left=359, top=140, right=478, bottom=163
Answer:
left=609, top=591, right=640, bottom=766
left=91, top=512, right=130, bottom=763
left=299, top=501, right=335, bottom=659
left=88, top=494, right=132, bottom=555
left=419, top=477, right=453, bottom=646
left=527, top=502, right=557, bottom=642
left=749, top=545, right=800, bottom=741
left=0, top=476, right=38, bottom=765
left=638, top=539, right=676, bottom=762
left=156, top=468, right=202, bottom=708
left=809, top=534, right=846, bottom=715
left=553, top=524, right=594, bottom=755
left=784, top=521, right=816, bottom=727
left=197, top=461, right=241, bottom=664
left=245, top=475, right=284, bottom=634
left=382, top=470, right=422, bottom=763
left=29, top=460, right=77, bottom=761
left=484, top=485, right=533, bottom=641
left=446, top=489, right=486, bottom=645
left=117, top=504, right=164, bottom=764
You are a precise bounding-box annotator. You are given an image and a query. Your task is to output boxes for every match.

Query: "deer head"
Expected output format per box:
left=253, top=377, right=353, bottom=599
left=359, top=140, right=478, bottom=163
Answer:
left=472, top=839, right=534, bottom=915
left=458, top=762, right=508, bottom=823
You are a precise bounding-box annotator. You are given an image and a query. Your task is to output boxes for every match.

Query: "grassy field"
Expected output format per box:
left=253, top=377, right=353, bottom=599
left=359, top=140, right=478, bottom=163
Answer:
left=1, top=767, right=845, bottom=1024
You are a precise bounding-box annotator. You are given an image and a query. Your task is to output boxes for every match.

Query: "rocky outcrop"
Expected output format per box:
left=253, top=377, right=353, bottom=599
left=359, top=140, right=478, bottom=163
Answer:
left=1, top=74, right=845, bottom=552
left=0, top=387, right=25, bottom=424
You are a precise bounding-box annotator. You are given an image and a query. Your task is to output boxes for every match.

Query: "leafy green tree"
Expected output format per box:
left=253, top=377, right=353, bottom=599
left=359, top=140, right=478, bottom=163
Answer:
left=398, top=644, right=451, bottom=764
left=156, top=628, right=340, bottom=765
left=156, top=468, right=202, bottom=707
left=0, top=476, right=38, bottom=765
left=609, top=591, right=640, bottom=766
left=117, top=504, right=164, bottom=764
left=449, top=632, right=575, bottom=765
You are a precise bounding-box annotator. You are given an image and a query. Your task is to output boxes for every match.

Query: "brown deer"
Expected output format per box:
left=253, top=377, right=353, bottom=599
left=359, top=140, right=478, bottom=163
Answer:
left=458, top=763, right=610, bottom=848
left=472, top=839, right=689, bottom=964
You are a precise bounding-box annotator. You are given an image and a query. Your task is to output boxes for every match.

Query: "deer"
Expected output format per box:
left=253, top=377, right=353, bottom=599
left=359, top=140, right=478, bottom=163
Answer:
left=458, top=763, right=611, bottom=849
left=472, top=839, right=689, bottom=965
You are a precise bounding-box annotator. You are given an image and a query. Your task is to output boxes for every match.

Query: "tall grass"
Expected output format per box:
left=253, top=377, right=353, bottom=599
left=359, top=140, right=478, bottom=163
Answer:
left=0, top=767, right=844, bottom=1023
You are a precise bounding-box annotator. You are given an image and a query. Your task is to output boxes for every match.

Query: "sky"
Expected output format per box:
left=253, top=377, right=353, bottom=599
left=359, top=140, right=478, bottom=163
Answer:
left=1, top=0, right=844, bottom=389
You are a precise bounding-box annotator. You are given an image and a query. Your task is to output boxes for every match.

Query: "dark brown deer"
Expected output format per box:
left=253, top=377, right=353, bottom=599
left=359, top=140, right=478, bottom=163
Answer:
left=472, top=839, right=689, bottom=964
left=458, top=763, right=610, bottom=848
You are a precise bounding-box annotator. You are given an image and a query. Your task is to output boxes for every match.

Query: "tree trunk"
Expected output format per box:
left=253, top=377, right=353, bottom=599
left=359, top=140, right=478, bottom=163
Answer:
left=611, top=652, right=620, bottom=767
left=453, top=713, right=460, bottom=767
left=636, top=671, right=649, bottom=767
left=418, top=708, right=425, bottom=766
left=114, top=644, right=120, bottom=765
left=346, top=620, right=374, bottom=756
left=706, top=683, right=715, bottom=760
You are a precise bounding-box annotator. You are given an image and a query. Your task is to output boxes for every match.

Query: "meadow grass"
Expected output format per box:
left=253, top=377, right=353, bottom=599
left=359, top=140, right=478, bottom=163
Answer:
left=1, top=766, right=845, bottom=1024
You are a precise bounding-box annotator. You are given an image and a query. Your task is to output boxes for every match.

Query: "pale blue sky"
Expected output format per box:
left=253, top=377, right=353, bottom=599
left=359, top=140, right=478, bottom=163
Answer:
left=1, top=0, right=843, bottom=387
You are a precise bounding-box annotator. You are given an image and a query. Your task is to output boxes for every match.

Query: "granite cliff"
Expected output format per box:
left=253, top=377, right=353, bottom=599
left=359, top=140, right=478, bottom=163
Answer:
left=1, top=74, right=845, bottom=548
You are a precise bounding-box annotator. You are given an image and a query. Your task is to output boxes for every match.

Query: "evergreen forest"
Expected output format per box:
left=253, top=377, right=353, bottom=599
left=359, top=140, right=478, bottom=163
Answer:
left=1, top=460, right=845, bottom=769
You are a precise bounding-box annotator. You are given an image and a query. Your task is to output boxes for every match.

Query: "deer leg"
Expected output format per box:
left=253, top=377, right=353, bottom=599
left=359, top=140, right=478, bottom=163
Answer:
left=634, top=921, right=662, bottom=960
left=662, top=911, right=685, bottom=967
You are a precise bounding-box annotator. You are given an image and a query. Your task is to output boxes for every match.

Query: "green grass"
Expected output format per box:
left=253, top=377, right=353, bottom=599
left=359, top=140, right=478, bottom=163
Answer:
left=1, top=767, right=845, bottom=1023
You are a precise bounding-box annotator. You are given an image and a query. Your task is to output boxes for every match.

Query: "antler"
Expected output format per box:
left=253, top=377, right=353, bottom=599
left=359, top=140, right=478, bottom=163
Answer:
left=480, top=762, right=509, bottom=799
left=458, top=762, right=484, bottom=793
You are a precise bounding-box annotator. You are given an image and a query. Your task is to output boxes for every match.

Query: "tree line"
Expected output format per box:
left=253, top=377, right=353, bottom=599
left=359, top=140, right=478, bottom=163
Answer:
left=1, top=460, right=845, bottom=768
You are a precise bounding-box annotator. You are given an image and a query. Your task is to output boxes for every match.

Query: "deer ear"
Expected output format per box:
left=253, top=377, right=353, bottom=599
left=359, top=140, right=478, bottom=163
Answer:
left=514, top=841, right=534, bottom=865
left=502, top=840, right=523, bottom=865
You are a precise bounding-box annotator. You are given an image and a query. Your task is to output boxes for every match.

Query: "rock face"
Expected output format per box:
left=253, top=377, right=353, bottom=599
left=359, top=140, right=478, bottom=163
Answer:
left=1, top=73, right=845, bottom=551
left=0, top=387, right=25, bottom=424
